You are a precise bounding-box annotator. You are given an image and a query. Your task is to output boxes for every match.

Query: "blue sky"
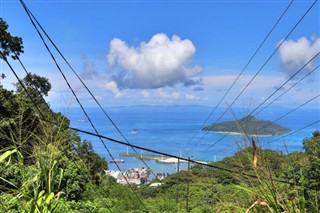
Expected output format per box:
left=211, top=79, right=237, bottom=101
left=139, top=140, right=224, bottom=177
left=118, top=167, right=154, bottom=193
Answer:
left=1, top=0, right=319, bottom=109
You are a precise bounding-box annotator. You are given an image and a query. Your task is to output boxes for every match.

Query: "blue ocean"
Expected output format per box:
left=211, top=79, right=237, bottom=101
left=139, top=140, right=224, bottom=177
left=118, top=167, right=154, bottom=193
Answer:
left=66, top=105, right=319, bottom=175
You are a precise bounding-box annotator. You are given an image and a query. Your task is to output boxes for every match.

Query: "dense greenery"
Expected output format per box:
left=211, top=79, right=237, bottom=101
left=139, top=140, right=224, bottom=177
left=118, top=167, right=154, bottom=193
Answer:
left=1, top=18, right=319, bottom=212
left=202, top=115, right=291, bottom=136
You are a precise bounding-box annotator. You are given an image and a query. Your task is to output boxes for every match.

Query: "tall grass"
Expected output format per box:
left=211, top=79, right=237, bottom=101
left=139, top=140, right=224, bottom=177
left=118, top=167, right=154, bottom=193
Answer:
left=0, top=115, right=66, bottom=212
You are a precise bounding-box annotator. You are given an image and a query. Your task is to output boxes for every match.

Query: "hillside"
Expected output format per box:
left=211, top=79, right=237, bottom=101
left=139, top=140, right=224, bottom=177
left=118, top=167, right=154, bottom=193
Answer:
left=202, top=115, right=291, bottom=135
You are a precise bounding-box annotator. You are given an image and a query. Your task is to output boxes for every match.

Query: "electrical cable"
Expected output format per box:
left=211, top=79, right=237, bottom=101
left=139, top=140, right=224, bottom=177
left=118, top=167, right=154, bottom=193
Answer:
left=0, top=98, right=294, bottom=186
left=188, top=0, right=318, bottom=157
left=19, top=0, right=160, bottom=183
left=185, top=0, right=294, bottom=154
left=257, top=94, right=319, bottom=135
left=265, top=119, right=320, bottom=146
left=208, top=94, right=320, bottom=159
left=253, top=64, right=320, bottom=116
left=213, top=0, right=317, bottom=126
left=16, top=54, right=131, bottom=212
left=194, top=51, right=319, bottom=160
left=250, top=52, right=319, bottom=116
left=19, top=2, right=148, bottom=211
left=0, top=55, right=114, bottom=213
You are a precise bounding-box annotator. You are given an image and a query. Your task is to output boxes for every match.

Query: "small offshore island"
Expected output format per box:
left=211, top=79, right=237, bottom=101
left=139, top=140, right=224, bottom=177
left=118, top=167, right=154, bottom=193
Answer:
left=202, top=115, right=291, bottom=136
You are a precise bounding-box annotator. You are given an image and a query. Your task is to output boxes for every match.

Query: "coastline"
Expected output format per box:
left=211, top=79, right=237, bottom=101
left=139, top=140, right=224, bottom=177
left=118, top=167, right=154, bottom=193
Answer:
left=203, top=130, right=279, bottom=137
left=119, top=153, right=207, bottom=164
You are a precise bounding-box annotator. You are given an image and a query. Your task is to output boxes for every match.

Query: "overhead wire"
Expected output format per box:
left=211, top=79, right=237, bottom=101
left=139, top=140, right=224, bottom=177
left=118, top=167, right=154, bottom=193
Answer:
left=0, top=55, right=115, bottom=213
left=60, top=121, right=293, bottom=184
left=2, top=59, right=317, bottom=208
left=19, top=1, right=148, bottom=211
left=208, top=0, right=317, bottom=126
left=249, top=52, right=319, bottom=116
left=205, top=53, right=319, bottom=158
left=16, top=54, right=131, bottom=212
left=208, top=94, right=320, bottom=159
left=12, top=48, right=122, bottom=212
left=2, top=1, right=317, bottom=210
left=265, top=119, right=320, bottom=147
left=0, top=54, right=309, bottom=187
left=186, top=0, right=318, bottom=157
left=0, top=65, right=290, bottom=186
left=195, top=51, right=319, bottom=160
left=184, top=0, right=294, bottom=156
left=253, top=64, right=320, bottom=116
left=19, top=0, right=160, bottom=183
left=0, top=97, right=292, bottom=187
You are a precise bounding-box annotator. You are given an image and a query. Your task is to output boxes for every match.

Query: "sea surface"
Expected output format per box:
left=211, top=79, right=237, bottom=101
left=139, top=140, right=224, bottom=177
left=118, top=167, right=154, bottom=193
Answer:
left=66, top=105, right=319, bottom=175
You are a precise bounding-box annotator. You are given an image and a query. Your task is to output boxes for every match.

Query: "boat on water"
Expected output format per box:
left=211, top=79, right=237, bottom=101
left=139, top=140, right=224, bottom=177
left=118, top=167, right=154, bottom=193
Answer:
left=109, top=159, right=125, bottom=163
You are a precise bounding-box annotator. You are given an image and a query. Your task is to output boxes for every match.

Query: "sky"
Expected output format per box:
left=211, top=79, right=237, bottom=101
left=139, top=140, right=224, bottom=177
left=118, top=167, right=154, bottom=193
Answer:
left=0, top=0, right=319, bottom=110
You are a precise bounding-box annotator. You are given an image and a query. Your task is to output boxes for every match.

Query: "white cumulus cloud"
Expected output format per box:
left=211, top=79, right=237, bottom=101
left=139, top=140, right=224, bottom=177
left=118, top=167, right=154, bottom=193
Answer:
left=104, top=81, right=123, bottom=98
left=107, top=33, right=201, bottom=89
left=278, top=36, right=320, bottom=76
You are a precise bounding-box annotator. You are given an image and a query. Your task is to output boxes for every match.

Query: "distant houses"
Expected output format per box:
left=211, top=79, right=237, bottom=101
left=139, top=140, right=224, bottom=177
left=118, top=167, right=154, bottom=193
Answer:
left=105, top=168, right=150, bottom=185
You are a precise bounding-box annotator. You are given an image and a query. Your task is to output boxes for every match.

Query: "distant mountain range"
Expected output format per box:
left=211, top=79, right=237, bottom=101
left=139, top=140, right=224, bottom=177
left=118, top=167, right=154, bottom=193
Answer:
left=202, top=115, right=291, bottom=136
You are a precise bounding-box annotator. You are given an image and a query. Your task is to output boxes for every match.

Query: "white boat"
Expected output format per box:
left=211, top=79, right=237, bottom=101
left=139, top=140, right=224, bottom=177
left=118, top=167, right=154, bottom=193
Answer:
left=109, top=159, right=125, bottom=163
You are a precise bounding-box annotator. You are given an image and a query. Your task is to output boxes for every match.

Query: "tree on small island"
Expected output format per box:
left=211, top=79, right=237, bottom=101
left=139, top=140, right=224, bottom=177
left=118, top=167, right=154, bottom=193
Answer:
left=202, top=115, right=291, bottom=136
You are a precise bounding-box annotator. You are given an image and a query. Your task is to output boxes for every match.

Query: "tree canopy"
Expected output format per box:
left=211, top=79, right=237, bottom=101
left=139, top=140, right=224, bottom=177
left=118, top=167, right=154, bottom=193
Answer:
left=0, top=18, right=23, bottom=61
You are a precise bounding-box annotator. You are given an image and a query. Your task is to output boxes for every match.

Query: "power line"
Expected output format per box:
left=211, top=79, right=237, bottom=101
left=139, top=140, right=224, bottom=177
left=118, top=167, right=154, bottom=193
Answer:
left=0, top=55, right=115, bottom=213
left=253, top=64, right=320, bottom=116
left=194, top=51, right=319, bottom=159
left=19, top=0, right=159, bottom=183
left=198, top=89, right=319, bottom=160
left=250, top=52, right=319, bottom=116
left=65, top=123, right=292, bottom=184
left=188, top=0, right=318, bottom=157
left=0, top=52, right=46, bottom=119
left=208, top=94, right=319, bottom=159
left=265, top=119, right=320, bottom=147
left=15, top=54, right=143, bottom=212
left=259, top=95, right=319, bottom=134
left=213, top=0, right=317, bottom=125
left=13, top=53, right=121, bottom=212
left=185, top=0, right=294, bottom=152
left=0, top=97, right=293, bottom=186
left=19, top=1, right=148, bottom=211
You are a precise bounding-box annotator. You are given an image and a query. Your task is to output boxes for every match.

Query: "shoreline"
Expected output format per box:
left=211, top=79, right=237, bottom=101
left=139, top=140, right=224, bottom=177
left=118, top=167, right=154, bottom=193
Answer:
left=119, top=153, right=208, bottom=164
left=203, top=130, right=282, bottom=137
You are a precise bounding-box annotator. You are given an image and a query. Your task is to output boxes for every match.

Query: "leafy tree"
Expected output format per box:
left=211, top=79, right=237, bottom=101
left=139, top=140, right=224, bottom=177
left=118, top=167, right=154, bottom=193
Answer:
left=15, top=73, right=52, bottom=100
left=303, top=131, right=320, bottom=190
left=0, top=18, right=24, bottom=82
left=74, top=140, right=108, bottom=184
left=0, top=18, right=23, bottom=61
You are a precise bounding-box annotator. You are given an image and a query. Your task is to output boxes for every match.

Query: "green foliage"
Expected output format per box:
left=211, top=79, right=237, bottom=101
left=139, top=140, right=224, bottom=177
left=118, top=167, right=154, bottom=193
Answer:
left=0, top=18, right=23, bottom=61
left=145, top=197, right=178, bottom=213
left=15, top=73, right=52, bottom=103
left=303, top=131, right=320, bottom=190
left=74, top=140, right=108, bottom=183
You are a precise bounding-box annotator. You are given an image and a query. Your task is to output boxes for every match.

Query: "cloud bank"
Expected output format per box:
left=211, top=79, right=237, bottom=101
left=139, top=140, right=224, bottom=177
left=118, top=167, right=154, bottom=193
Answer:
left=278, top=36, right=320, bottom=76
left=107, top=33, right=201, bottom=89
